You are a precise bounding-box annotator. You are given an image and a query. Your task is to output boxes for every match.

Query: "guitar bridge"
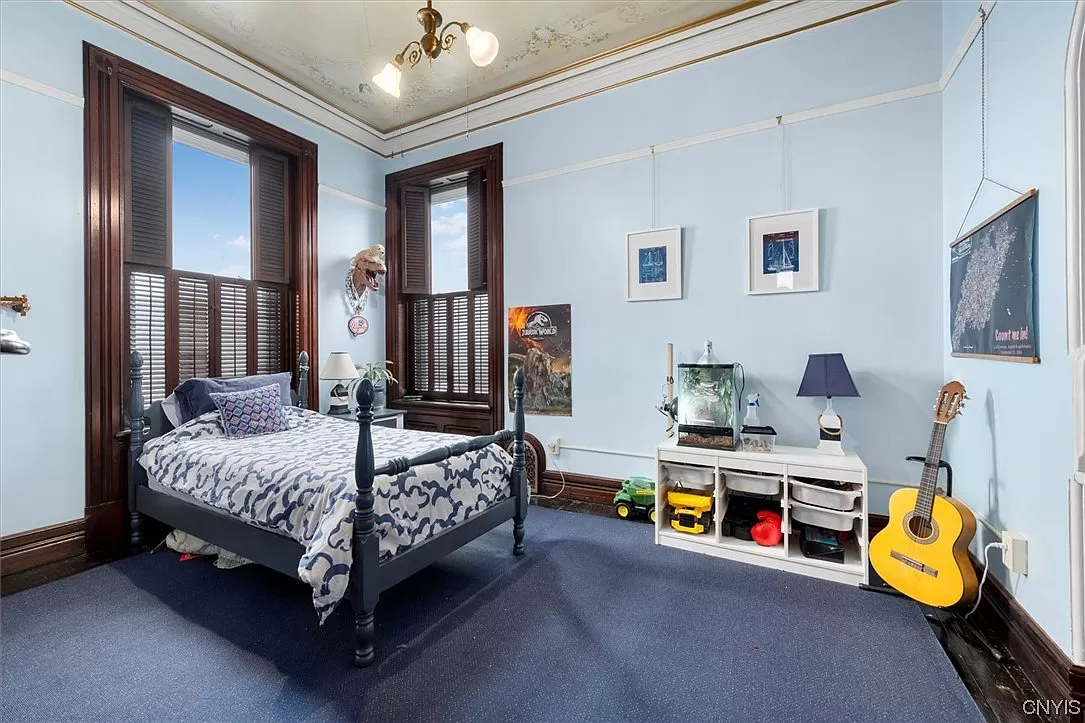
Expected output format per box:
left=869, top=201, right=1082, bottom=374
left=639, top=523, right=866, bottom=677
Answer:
left=890, top=550, right=939, bottom=578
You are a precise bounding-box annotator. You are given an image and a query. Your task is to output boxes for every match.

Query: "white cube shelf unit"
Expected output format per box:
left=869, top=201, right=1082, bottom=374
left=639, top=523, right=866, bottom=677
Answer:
left=654, top=437, right=869, bottom=586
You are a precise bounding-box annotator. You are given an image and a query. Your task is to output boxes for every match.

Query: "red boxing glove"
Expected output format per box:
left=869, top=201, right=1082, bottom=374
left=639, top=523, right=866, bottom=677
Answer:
left=750, top=510, right=783, bottom=547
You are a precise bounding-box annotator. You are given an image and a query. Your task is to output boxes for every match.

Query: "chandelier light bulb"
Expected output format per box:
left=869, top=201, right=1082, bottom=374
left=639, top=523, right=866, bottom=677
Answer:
left=465, top=26, right=499, bottom=67
left=372, top=62, right=402, bottom=98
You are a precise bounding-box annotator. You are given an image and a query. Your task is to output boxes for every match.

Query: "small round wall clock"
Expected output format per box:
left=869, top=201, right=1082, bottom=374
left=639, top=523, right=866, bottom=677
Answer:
left=348, top=315, right=369, bottom=337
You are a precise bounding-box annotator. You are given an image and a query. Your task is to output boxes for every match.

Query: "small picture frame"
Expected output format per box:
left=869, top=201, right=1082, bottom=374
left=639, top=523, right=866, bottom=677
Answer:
left=745, top=209, right=820, bottom=294
left=626, top=227, right=682, bottom=301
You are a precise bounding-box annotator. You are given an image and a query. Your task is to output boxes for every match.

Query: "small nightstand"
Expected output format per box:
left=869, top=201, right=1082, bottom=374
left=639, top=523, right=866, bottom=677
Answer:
left=327, top=409, right=405, bottom=429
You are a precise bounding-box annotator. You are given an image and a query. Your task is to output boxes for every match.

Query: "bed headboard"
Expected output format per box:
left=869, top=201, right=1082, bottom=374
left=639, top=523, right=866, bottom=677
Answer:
left=138, top=350, right=310, bottom=443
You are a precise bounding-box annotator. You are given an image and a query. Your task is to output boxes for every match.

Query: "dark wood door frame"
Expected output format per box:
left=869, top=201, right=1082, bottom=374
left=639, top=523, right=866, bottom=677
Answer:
left=384, top=144, right=505, bottom=433
left=83, top=43, right=319, bottom=558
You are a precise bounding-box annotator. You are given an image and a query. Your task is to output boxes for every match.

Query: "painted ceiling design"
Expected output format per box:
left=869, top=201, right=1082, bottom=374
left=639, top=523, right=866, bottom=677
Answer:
left=141, top=1, right=752, bottom=132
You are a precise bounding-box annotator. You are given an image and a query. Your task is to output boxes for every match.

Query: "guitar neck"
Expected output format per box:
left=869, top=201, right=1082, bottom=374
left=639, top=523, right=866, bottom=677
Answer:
left=915, top=420, right=948, bottom=522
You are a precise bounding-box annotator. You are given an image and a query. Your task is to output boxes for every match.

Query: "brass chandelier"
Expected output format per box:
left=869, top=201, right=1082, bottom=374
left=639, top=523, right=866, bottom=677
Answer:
left=372, top=0, right=499, bottom=98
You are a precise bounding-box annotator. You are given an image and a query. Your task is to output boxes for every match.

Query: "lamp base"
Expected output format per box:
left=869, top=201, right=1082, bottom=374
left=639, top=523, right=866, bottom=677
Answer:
left=816, top=401, right=845, bottom=456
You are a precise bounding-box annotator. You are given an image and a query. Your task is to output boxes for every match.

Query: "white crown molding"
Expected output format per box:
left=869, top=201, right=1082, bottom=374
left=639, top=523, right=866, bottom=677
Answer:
left=386, top=0, right=889, bottom=155
left=0, top=69, right=84, bottom=107
left=65, top=0, right=897, bottom=157
left=66, top=0, right=387, bottom=153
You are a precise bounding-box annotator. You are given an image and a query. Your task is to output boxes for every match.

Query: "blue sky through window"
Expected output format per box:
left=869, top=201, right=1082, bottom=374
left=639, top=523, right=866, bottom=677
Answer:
left=172, top=141, right=251, bottom=278
left=431, top=197, right=468, bottom=293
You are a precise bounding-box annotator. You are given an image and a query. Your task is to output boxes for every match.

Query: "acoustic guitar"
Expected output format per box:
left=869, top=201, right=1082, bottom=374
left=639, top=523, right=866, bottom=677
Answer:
left=869, top=381, right=979, bottom=608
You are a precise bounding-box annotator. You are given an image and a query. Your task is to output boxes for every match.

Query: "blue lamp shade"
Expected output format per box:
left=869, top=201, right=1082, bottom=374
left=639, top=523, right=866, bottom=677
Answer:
left=797, top=353, right=859, bottom=399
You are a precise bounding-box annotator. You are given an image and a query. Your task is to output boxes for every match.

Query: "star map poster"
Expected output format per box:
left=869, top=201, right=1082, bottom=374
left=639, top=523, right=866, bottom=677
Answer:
left=949, top=190, right=1038, bottom=362
left=508, top=304, right=572, bottom=416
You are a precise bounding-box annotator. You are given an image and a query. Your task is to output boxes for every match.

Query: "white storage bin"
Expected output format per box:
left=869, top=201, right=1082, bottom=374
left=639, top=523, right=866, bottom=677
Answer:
left=790, top=500, right=860, bottom=532
left=789, top=478, right=861, bottom=512
left=662, top=463, right=714, bottom=490
left=723, top=470, right=782, bottom=496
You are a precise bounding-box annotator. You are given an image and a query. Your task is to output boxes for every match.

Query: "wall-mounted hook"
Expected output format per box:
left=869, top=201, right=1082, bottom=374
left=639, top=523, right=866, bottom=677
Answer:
left=0, top=295, right=30, bottom=316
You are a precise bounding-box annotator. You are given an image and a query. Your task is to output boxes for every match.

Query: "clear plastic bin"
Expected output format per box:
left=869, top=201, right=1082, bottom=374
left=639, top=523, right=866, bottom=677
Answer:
left=789, top=500, right=860, bottom=532
left=723, top=470, right=782, bottom=496
left=789, top=478, right=861, bottom=511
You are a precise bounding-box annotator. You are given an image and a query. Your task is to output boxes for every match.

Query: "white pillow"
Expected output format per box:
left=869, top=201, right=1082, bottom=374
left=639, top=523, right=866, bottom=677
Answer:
left=161, top=392, right=182, bottom=428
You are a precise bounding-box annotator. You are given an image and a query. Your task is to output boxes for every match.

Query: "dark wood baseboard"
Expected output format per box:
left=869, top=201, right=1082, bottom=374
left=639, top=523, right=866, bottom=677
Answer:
left=868, top=512, right=1082, bottom=716
left=538, top=470, right=621, bottom=506
left=0, top=519, right=86, bottom=577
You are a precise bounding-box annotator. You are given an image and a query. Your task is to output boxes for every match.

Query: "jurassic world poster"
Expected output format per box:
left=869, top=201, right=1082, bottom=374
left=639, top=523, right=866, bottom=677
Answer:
left=508, top=305, right=572, bottom=416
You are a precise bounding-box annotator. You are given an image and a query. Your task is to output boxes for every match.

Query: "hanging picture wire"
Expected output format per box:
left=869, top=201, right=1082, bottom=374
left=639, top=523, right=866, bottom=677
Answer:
left=953, top=6, right=1028, bottom=241
left=776, top=115, right=791, bottom=212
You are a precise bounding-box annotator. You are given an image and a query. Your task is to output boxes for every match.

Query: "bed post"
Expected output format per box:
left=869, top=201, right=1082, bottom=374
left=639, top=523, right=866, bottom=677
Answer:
left=512, top=368, right=527, bottom=556
left=350, top=379, right=381, bottom=667
left=127, top=351, right=145, bottom=552
left=297, top=351, right=310, bottom=409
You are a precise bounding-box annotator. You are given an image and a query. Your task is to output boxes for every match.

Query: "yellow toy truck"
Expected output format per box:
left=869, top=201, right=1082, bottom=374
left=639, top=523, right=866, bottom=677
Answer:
left=667, top=489, right=714, bottom=534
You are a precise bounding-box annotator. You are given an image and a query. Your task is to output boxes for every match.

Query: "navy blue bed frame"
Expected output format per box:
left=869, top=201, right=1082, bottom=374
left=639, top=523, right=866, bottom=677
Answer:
left=126, top=350, right=527, bottom=667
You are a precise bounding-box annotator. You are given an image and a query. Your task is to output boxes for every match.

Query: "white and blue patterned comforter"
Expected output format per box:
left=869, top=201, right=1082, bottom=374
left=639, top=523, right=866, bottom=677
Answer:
left=139, top=407, right=512, bottom=621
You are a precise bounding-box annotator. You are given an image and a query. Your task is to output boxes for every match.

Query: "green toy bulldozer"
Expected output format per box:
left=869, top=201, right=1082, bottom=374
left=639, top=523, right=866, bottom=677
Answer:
left=613, top=476, right=657, bottom=523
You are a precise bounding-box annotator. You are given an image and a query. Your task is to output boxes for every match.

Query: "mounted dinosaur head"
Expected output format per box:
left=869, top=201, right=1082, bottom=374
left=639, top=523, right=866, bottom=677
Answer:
left=349, top=244, right=387, bottom=293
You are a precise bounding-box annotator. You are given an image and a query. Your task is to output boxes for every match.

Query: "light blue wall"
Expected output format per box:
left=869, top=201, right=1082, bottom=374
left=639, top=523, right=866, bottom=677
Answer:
left=387, top=1, right=944, bottom=511
left=0, top=0, right=386, bottom=536
left=941, top=0, right=1076, bottom=654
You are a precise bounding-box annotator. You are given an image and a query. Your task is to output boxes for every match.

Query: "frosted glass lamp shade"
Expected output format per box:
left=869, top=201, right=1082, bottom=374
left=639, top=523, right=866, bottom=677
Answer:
left=321, top=352, right=359, bottom=380
left=372, top=62, right=402, bottom=97
left=466, top=26, right=499, bottom=67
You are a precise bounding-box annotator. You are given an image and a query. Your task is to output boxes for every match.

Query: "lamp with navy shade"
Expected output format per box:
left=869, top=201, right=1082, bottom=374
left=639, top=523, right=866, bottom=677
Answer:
left=797, top=353, right=860, bottom=455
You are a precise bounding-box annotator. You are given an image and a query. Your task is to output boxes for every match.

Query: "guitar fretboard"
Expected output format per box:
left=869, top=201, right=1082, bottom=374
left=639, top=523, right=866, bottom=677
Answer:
left=914, top=420, right=947, bottom=523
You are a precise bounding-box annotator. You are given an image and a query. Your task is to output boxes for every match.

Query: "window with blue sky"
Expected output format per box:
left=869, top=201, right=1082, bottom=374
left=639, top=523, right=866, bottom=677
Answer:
left=171, top=139, right=251, bottom=278
left=431, top=196, right=468, bottom=293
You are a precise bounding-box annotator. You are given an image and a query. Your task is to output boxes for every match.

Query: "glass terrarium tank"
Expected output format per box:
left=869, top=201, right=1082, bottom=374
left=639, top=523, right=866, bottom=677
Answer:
left=676, top=363, right=739, bottom=450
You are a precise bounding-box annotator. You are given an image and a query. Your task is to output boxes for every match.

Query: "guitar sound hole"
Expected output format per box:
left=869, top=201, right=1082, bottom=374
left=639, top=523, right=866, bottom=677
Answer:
left=908, top=517, right=934, bottom=539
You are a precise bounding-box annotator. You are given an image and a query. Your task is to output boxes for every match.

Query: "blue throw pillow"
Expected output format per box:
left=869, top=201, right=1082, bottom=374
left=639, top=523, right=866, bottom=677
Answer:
left=174, top=372, right=292, bottom=423
left=209, top=384, right=289, bottom=439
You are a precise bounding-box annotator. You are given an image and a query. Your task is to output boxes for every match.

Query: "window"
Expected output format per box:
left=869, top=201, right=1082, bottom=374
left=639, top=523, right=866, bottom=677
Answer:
left=401, top=173, right=488, bottom=404
left=124, top=94, right=293, bottom=405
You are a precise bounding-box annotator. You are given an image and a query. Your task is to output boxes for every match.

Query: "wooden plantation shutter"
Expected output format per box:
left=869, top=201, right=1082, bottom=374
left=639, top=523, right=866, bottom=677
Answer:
left=472, top=292, right=488, bottom=395
left=172, top=273, right=211, bottom=388
left=255, top=285, right=287, bottom=375
left=401, top=185, right=431, bottom=295
left=125, top=98, right=172, bottom=267
left=466, top=170, right=486, bottom=291
left=218, top=280, right=248, bottom=376
left=411, top=299, right=431, bottom=393
left=124, top=93, right=172, bottom=403
left=252, top=147, right=290, bottom=284
left=127, top=269, right=168, bottom=404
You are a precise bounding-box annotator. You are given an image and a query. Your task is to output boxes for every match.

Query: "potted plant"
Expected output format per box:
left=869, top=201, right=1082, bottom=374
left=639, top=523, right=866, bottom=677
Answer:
left=355, top=360, right=398, bottom=413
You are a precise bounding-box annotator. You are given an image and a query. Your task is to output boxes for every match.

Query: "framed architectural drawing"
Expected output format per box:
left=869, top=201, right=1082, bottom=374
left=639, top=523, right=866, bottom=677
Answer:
left=745, top=209, right=820, bottom=294
left=626, top=227, right=682, bottom=301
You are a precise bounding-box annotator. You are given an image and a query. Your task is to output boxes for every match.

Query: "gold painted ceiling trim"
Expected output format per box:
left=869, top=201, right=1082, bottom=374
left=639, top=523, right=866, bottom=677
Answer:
left=137, top=0, right=771, bottom=135
left=64, top=0, right=386, bottom=156
left=66, top=0, right=898, bottom=158
left=389, top=0, right=898, bottom=157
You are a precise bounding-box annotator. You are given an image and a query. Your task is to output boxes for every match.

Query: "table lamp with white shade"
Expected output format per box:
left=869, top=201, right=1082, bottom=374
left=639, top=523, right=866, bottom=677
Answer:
left=320, top=351, right=359, bottom=416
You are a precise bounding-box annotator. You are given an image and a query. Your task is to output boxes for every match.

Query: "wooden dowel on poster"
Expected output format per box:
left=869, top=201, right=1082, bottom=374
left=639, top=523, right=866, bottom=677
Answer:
left=951, top=352, right=1040, bottom=364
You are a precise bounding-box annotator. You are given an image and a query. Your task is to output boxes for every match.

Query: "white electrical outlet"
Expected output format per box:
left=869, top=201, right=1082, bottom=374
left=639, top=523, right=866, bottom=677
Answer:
left=547, top=438, right=561, bottom=456
left=1001, top=531, right=1028, bottom=575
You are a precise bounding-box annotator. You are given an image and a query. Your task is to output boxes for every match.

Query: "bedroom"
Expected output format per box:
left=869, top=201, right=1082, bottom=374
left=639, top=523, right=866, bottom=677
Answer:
left=0, top=0, right=1082, bottom=720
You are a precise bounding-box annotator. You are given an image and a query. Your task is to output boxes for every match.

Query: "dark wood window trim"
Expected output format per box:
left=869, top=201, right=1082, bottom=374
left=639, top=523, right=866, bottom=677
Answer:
left=385, top=144, right=504, bottom=434
left=83, top=44, right=318, bottom=558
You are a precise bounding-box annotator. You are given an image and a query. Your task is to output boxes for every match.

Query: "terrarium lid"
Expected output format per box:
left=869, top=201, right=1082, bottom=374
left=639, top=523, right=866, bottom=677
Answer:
left=678, top=362, right=736, bottom=369
left=741, top=425, right=777, bottom=435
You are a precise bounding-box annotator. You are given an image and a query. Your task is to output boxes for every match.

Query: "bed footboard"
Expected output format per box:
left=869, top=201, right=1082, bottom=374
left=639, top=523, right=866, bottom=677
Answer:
left=349, top=369, right=527, bottom=667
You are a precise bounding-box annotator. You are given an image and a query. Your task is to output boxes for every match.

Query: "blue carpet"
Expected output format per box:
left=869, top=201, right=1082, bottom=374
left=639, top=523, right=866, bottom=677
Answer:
left=0, top=507, right=980, bottom=722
